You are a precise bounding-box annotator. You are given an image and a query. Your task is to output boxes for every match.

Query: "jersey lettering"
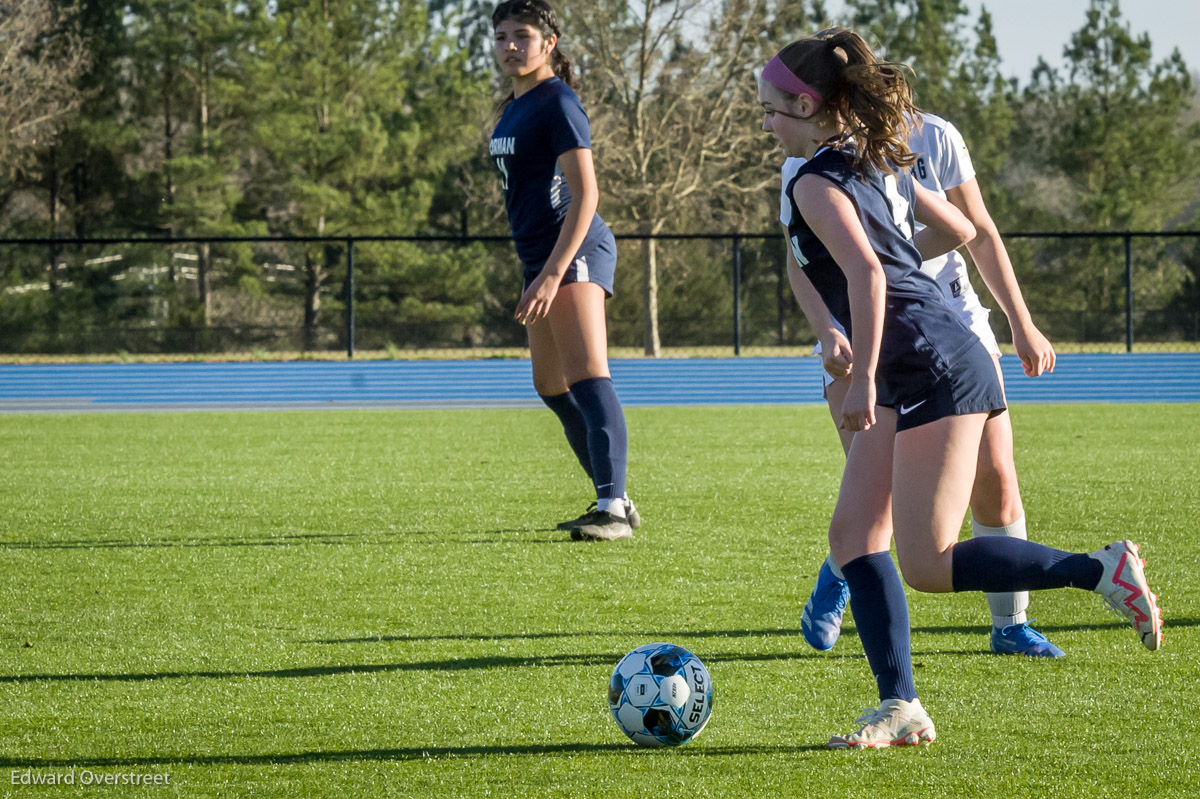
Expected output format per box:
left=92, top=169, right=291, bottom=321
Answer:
left=789, top=235, right=809, bottom=267
left=494, top=157, right=510, bottom=192
left=882, top=174, right=914, bottom=240
left=488, top=137, right=515, bottom=156
left=916, top=157, right=927, bottom=180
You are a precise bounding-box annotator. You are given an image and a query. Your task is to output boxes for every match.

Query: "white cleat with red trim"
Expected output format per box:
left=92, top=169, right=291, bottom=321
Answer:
left=1090, top=540, right=1163, bottom=651
left=828, top=698, right=936, bottom=750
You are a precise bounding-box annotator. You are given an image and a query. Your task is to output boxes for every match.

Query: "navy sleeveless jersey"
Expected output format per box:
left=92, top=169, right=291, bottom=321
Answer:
left=783, top=146, right=980, bottom=400
left=489, top=77, right=611, bottom=267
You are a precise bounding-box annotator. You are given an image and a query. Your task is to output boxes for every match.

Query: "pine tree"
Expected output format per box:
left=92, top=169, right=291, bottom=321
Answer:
left=247, top=0, right=490, bottom=350
left=1015, top=0, right=1198, bottom=342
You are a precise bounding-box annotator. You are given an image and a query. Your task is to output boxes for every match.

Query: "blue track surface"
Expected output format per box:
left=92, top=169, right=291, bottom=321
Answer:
left=0, top=353, right=1197, bottom=412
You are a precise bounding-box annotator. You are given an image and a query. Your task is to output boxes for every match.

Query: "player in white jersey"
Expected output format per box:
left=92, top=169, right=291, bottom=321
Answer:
left=782, top=112, right=1064, bottom=657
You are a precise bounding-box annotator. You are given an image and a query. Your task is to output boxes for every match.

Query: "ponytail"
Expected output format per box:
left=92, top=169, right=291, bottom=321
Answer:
left=549, top=48, right=574, bottom=89
left=774, top=28, right=918, bottom=177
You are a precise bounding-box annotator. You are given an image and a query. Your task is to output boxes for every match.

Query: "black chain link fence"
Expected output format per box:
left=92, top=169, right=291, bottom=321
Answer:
left=1, top=232, right=1197, bottom=357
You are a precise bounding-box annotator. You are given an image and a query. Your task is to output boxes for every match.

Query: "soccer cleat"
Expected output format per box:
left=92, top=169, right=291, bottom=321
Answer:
left=557, top=501, right=597, bottom=531
left=570, top=510, right=633, bottom=541
left=626, top=498, right=642, bottom=531
left=801, top=559, right=850, bottom=651
left=559, top=498, right=641, bottom=531
left=828, top=698, right=936, bottom=749
left=990, top=622, right=1066, bottom=658
left=1090, top=540, right=1163, bottom=651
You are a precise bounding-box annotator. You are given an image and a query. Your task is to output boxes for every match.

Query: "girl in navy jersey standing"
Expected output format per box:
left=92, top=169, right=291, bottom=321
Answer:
left=490, top=0, right=638, bottom=541
left=758, top=29, right=1161, bottom=748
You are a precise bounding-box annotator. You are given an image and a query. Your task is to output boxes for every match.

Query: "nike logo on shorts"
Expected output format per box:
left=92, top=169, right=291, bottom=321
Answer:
left=898, top=399, right=928, bottom=415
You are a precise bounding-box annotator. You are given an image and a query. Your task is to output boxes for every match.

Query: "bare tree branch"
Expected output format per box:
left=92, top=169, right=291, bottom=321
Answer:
left=0, top=0, right=89, bottom=184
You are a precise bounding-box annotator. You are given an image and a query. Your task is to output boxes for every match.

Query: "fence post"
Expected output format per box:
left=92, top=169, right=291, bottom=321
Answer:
left=345, top=235, right=355, bottom=359
left=732, top=234, right=742, bottom=356
left=1123, top=234, right=1133, bottom=353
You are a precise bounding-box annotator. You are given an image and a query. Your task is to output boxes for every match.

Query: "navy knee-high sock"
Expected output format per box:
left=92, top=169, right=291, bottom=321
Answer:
left=539, top=391, right=593, bottom=479
left=951, top=537, right=1102, bottom=593
left=841, top=553, right=917, bottom=703
left=568, top=376, right=628, bottom=501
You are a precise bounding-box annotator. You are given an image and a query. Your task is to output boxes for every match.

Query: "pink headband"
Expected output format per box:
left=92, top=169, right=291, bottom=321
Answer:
left=761, top=54, right=824, bottom=103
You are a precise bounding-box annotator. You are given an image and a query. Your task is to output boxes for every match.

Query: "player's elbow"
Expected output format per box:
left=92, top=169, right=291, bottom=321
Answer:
left=572, top=183, right=599, bottom=211
left=964, top=214, right=1000, bottom=251
left=952, top=217, right=976, bottom=248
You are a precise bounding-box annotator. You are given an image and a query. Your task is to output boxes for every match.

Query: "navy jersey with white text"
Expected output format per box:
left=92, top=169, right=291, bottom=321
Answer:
left=489, top=77, right=611, bottom=267
left=783, top=146, right=980, bottom=401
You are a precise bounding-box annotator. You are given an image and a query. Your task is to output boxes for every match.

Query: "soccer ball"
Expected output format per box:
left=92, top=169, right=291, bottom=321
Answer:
left=607, top=642, right=713, bottom=747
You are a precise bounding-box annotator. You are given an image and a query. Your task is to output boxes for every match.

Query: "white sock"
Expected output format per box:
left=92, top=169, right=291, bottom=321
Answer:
left=824, top=552, right=845, bottom=581
left=597, top=497, right=627, bottom=518
left=972, top=515, right=1030, bottom=627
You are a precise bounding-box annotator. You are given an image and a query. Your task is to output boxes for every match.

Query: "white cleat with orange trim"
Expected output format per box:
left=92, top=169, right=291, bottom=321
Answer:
left=1090, top=540, right=1163, bottom=651
left=828, top=698, right=936, bottom=750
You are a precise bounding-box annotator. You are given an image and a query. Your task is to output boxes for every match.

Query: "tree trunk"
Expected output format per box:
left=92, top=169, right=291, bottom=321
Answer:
left=198, top=242, right=212, bottom=325
left=303, top=247, right=324, bottom=352
left=641, top=230, right=661, bottom=357
left=48, top=145, right=58, bottom=293
left=197, top=56, right=211, bottom=326
left=163, top=39, right=176, bottom=283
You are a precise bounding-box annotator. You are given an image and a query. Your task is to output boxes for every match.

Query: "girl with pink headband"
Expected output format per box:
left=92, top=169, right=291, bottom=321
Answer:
left=758, top=28, right=1162, bottom=749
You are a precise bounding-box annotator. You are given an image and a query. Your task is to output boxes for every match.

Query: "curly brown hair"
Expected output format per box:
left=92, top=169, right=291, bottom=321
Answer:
left=774, top=28, right=919, bottom=177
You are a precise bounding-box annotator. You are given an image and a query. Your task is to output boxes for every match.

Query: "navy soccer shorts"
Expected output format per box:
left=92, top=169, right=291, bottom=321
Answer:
left=886, top=338, right=1008, bottom=432
left=523, top=228, right=617, bottom=297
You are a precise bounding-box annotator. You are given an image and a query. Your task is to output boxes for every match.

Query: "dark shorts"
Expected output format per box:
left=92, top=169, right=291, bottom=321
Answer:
left=522, top=227, right=617, bottom=296
left=884, top=338, right=1007, bottom=433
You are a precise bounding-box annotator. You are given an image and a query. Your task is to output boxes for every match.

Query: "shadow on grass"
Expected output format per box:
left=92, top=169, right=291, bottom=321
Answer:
left=0, top=529, right=539, bottom=550
left=306, top=616, right=1200, bottom=645
left=0, top=742, right=826, bottom=769
left=0, top=649, right=859, bottom=685
left=306, top=628, right=809, bottom=645
left=6, top=620, right=1191, bottom=684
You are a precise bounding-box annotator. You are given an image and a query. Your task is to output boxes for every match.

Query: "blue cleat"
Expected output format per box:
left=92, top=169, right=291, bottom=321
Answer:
left=801, top=560, right=850, bottom=651
left=990, top=622, right=1066, bottom=658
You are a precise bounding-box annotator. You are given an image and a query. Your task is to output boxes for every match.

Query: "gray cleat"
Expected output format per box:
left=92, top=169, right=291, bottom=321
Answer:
left=570, top=510, right=633, bottom=541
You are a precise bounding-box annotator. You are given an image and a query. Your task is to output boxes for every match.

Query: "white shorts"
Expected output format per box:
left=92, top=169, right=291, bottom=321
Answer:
left=815, top=302, right=1000, bottom=388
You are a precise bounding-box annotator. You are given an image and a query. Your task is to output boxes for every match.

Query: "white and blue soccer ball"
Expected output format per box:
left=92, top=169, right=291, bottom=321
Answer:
left=607, top=642, right=713, bottom=747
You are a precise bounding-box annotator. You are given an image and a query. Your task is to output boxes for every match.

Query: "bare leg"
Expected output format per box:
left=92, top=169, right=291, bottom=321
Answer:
left=543, top=282, right=611, bottom=384
left=829, top=408, right=896, bottom=567
left=528, top=282, right=611, bottom=391
left=970, top=357, right=1023, bottom=526
left=890, top=413, right=989, bottom=593
left=824, top=375, right=856, bottom=456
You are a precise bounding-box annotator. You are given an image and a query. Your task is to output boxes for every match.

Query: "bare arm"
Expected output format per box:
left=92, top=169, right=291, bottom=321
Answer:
left=911, top=181, right=975, bottom=261
left=945, top=178, right=1056, bottom=376
left=795, top=174, right=885, bottom=431
left=784, top=237, right=852, bottom=379
left=514, top=147, right=599, bottom=325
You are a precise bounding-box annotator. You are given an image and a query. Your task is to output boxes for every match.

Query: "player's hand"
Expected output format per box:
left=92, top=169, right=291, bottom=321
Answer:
left=839, top=376, right=876, bottom=432
left=1013, top=322, right=1056, bottom=377
left=820, top=328, right=853, bottom=379
left=515, top=272, right=563, bottom=326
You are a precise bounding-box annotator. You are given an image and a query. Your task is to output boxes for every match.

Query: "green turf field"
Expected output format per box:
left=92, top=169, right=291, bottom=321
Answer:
left=1, top=405, right=1198, bottom=797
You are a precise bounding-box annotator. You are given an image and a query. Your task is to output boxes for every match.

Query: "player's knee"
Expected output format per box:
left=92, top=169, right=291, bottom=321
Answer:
left=972, top=458, right=1022, bottom=526
left=895, top=550, right=949, bottom=593
left=532, top=375, right=567, bottom=397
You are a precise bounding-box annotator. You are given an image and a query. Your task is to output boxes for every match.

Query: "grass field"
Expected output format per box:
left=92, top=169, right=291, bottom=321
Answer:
left=1, top=404, right=1198, bottom=798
